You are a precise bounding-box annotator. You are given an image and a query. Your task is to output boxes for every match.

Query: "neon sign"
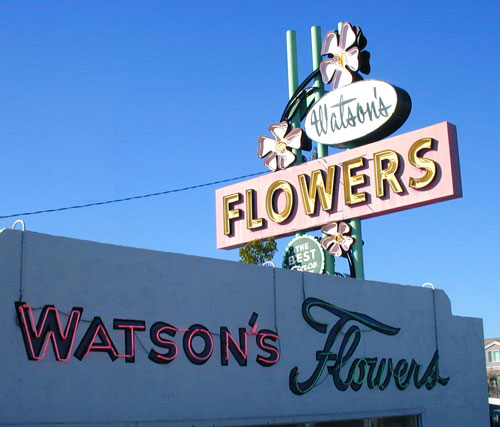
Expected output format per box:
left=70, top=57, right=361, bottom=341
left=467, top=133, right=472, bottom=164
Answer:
left=16, top=303, right=82, bottom=362
left=304, top=80, right=411, bottom=147
left=289, top=298, right=449, bottom=395
left=15, top=302, right=280, bottom=366
left=216, top=122, right=461, bottom=249
left=15, top=299, right=448, bottom=396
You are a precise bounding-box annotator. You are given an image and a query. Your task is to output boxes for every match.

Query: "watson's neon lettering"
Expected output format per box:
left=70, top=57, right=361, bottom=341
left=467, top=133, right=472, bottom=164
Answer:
left=15, top=302, right=82, bottom=362
left=15, top=302, right=279, bottom=368
left=114, top=319, right=146, bottom=363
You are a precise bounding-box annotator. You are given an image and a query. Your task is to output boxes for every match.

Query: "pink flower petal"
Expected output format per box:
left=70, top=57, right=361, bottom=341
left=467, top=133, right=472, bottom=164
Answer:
left=332, top=68, right=353, bottom=89
left=341, top=236, right=354, bottom=252
left=321, top=235, right=336, bottom=250
left=338, top=221, right=350, bottom=235
left=269, top=122, right=288, bottom=140
left=321, top=222, right=339, bottom=235
left=330, top=69, right=342, bottom=89
left=257, top=136, right=276, bottom=158
left=321, top=31, right=340, bottom=56
left=263, top=152, right=278, bottom=172
left=284, top=128, right=303, bottom=149
left=339, top=22, right=356, bottom=51
left=345, top=47, right=359, bottom=72
left=277, top=150, right=296, bottom=170
left=320, top=58, right=341, bottom=84
left=329, top=242, right=342, bottom=257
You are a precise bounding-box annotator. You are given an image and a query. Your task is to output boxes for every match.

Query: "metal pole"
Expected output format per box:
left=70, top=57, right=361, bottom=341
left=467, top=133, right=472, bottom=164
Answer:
left=344, top=140, right=365, bottom=280
left=286, top=30, right=302, bottom=165
left=326, top=20, right=364, bottom=279
left=311, top=26, right=327, bottom=158
left=349, top=217, right=364, bottom=279
left=311, top=25, right=335, bottom=276
left=286, top=29, right=305, bottom=240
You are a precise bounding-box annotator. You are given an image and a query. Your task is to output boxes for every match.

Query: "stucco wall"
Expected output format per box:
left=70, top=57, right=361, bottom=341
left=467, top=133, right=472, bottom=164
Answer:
left=0, top=229, right=489, bottom=426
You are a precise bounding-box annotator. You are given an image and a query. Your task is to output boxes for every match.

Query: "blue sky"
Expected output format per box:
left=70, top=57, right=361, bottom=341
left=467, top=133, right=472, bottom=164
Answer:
left=0, top=1, right=498, bottom=337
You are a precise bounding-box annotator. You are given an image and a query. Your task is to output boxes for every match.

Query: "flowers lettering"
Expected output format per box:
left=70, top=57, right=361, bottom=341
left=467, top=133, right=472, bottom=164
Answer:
left=320, top=221, right=354, bottom=257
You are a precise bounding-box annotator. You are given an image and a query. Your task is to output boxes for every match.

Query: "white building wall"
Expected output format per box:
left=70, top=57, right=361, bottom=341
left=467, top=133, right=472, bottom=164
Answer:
left=0, top=229, right=489, bottom=426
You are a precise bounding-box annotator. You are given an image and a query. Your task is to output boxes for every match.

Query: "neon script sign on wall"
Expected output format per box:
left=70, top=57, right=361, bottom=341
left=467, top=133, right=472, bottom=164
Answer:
left=289, top=298, right=449, bottom=395
left=14, top=302, right=279, bottom=366
left=15, top=299, right=449, bottom=396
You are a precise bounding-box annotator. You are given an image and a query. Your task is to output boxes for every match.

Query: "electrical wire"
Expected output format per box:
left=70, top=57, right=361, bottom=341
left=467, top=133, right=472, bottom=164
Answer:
left=0, top=171, right=267, bottom=219
left=2, top=68, right=320, bottom=222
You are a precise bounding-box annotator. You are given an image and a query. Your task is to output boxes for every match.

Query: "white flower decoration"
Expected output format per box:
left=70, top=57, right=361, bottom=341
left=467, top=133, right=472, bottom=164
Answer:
left=320, top=23, right=360, bottom=89
left=320, top=221, right=354, bottom=257
left=257, top=121, right=303, bottom=172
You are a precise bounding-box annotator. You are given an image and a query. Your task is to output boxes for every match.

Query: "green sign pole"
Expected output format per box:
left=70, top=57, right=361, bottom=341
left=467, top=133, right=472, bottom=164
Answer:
left=286, top=30, right=305, bottom=240
left=286, top=30, right=302, bottom=165
left=328, top=21, right=364, bottom=279
left=311, top=25, right=335, bottom=276
left=349, top=217, right=365, bottom=279
left=311, top=26, right=326, bottom=158
left=285, top=26, right=362, bottom=278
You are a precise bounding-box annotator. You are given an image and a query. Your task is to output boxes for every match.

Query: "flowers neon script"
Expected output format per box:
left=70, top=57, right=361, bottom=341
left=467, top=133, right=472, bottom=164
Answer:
left=321, top=221, right=354, bottom=257
left=320, top=22, right=370, bottom=90
left=257, top=121, right=304, bottom=172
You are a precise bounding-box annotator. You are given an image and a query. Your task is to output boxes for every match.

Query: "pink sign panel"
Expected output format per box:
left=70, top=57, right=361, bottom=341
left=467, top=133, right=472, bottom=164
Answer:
left=216, top=122, right=461, bottom=249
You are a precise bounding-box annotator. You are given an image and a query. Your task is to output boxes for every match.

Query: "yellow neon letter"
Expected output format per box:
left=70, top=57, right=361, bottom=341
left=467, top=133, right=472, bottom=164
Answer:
left=342, top=157, right=367, bottom=205
left=298, top=165, right=336, bottom=215
left=265, top=180, right=294, bottom=223
left=223, top=193, right=242, bottom=235
left=408, top=138, right=437, bottom=189
left=245, top=189, right=264, bottom=230
left=373, top=149, right=404, bottom=198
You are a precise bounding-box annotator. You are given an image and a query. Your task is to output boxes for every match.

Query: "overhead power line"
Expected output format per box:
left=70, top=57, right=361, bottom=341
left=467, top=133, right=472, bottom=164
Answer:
left=0, top=171, right=267, bottom=219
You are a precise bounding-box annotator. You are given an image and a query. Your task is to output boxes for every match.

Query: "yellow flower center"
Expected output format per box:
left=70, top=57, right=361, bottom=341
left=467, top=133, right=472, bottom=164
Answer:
left=336, top=52, right=346, bottom=68
left=335, top=234, right=344, bottom=243
left=276, top=141, right=287, bottom=153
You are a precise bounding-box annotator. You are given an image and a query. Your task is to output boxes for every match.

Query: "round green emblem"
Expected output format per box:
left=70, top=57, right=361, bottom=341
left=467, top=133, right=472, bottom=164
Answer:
left=282, top=235, right=325, bottom=274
